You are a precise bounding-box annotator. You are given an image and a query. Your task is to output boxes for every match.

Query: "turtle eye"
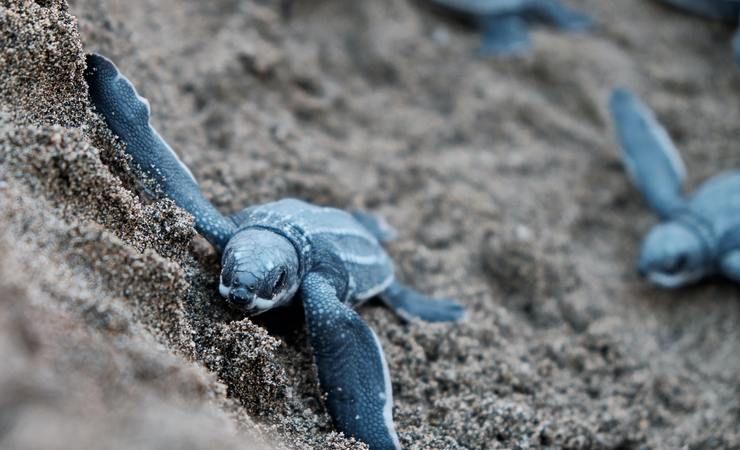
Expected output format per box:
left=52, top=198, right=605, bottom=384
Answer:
left=666, top=254, right=687, bottom=274
left=272, top=270, right=287, bottom=294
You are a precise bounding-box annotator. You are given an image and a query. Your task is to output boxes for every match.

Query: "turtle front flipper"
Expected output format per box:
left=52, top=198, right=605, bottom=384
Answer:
left=350, top=211, right=398, bottom=242
left=719, top=228, right=740, bottom=282
left=301, top=272, right=401, bottom=450
left=525, top=0, right=595, bottom=31
left=732, top=26, right=740, bottom=65
left=380, top=281, right=465, bottom=323
left=478, top=14, right=531, bottom=56
left=84, top=53, right=235, bottom=252
left=608, top=88, right=688, bottom=219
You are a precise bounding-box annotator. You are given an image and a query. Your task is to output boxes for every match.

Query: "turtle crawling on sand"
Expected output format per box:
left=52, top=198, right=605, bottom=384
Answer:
left=429, top=0, right=594, bottom=55
left=656, top=0, right=740, bottom=65
left=84, top=53, right=464, bottom=450
left=609, top=88, right=740, bottom=288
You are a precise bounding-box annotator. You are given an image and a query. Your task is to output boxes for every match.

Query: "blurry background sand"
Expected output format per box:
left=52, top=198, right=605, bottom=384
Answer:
left=1, top=0, right=739, bottom=448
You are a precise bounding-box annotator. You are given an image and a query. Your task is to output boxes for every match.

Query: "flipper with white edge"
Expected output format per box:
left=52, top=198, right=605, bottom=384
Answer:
left=84, top=53, right=236, bottom=252
left=301, top=272, right=401, bottom=450
left=609, top=88, right=688, bottom=219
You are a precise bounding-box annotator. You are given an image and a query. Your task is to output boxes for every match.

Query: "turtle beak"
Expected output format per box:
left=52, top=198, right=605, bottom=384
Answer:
left=223, top=288, right=275, bottom=315
left=228, top=287, right=255, bottom=307
left=229, top=287, right=250, bottom=301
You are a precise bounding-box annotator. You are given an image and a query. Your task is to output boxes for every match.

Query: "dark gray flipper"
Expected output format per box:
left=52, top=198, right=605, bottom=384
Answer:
left=84, top=53, right=236, bottom=252
left=525, top=0, right=595, bottom=31
left=350, top=211, right=398, bottom=242
left=608, top=88, right=688, bottom=219
left=733, top=26, right=740, bottom=65
left=478, top=14, right=531, bottom=55
left=301, top=272, right=401, bottom=450
left=380, top=281, right=465, bottom=323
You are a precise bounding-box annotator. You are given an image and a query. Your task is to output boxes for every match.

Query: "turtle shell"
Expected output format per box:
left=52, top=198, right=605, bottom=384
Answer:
left=231, top=199, right=394, bottom=305
left=686, top=171, right=740, bottom=244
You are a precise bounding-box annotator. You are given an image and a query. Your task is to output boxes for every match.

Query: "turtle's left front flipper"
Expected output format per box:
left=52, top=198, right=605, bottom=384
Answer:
left=609, top=88, right=688, bottom=219
left=301, top=272, right=401, bottom=450
left=84, top=53, right=235, bottom=252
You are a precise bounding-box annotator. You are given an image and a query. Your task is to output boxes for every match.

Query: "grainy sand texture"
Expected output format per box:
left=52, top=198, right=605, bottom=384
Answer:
left=1, top=0, right=739, bottom=449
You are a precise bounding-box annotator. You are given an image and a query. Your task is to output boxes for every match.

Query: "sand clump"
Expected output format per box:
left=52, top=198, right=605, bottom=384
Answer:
left=1, top=0, right=740, bottom=449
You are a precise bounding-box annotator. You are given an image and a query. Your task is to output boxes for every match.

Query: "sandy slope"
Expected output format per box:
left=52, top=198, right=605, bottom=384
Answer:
left=1, top=0, right=738, bottom=449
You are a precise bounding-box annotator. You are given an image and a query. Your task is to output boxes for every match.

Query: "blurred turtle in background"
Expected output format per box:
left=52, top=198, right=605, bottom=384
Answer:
left=656, top=0, right=740, bottom=64
left=609, top=88, right=740, bottom=288
left=427, top=0, right=594, bottom=55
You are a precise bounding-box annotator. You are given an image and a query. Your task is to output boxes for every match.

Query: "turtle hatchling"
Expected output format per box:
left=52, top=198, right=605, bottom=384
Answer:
left=84, top=53, right=465, bottom=450
left=655, top=0, right=740, bottom=65
left=429, top=0, right=594, bottom=55
left=609, top=88, right=740, bottom=288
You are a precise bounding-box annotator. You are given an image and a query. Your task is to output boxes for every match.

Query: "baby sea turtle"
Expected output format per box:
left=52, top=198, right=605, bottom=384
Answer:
left=609, top=88, right=740, bottom=288
left=429, top=0, right=594, bottom=55
left=656, top=0, right=740, bottom=64
left=84, top=53, right=465, bottom=450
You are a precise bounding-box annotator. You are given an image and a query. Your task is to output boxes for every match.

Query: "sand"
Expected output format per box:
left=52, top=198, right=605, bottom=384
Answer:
left=1, top=0, right=739, bottom=449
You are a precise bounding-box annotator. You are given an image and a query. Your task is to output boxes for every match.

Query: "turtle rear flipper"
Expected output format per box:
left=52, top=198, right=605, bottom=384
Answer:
left=350, top=211, right=398, bottom=242
left=301, top=272, right=401, bottom=450
left=608, top=88, right=688, bottom=219
left=478, top=14, right=531, bottom=56
left=380, top=281, right=466, bottom=323
left=85, top=53, right=235, bottom=252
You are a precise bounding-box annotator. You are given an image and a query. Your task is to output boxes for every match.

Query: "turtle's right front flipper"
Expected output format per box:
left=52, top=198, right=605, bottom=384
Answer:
left=84, top=53, right=235, bottom=252
left=301, top=272, right=401, bottom=450
left=608, top=88, right=688, bottom=219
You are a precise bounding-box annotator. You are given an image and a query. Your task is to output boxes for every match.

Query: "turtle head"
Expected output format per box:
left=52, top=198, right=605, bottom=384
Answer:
left=219, top=228, right=300, bottom=314
left=637, top=222, right=709, bottom=288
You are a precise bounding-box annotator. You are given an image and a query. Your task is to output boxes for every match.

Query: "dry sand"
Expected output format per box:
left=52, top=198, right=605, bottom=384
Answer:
left=1, top=0, right=739, bottom=449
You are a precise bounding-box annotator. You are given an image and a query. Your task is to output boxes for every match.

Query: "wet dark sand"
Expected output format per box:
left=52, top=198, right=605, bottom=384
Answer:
left=1, top=0, right=739, bottom=448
